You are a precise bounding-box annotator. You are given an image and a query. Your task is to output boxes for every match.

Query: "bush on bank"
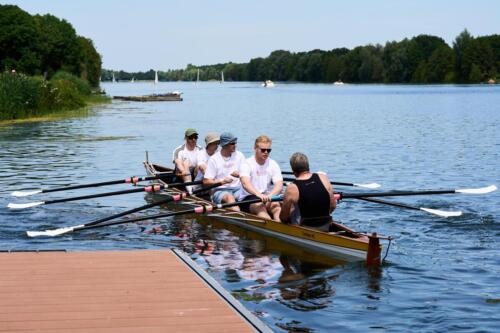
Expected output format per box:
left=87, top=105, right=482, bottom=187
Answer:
left=0, top=71, right=95, bottom=121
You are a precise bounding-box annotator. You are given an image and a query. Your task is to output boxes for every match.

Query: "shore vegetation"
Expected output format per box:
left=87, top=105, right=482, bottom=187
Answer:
left=104, top=30, right=500, bottom=84
left=0, top=5, right=106, bottom=121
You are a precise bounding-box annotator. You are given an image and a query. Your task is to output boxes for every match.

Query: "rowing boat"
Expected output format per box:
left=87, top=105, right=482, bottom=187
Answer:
left=144, top=161, right=384, bottom=265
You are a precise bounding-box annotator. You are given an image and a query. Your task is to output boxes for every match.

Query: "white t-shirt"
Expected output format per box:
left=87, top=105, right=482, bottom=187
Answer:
left=194, top=148, right=219, bottom=181
left=239, top=156, right=282, bottom=199
left=204, top=150, right=245, bottom=190
left=172, top=143, right=201, bottom=168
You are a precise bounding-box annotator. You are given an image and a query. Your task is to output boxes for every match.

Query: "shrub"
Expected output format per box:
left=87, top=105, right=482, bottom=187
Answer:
left=50, top=70, right=91, bottom=95
left=0, top=72, right=43, bottom=119
left=48, top=78, right=85, bottom=110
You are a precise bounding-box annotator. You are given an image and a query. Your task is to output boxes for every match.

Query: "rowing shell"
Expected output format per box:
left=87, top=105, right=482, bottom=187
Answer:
left=144, top=161, right=384, bottom=265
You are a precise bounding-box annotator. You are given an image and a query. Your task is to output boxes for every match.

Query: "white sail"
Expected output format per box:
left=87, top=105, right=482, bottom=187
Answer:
left=154, top=70, right=159, bottom=84
left=221, top=71, right=224, bottom=83
left=112, top=72, right=116, bottom=83
left=196, top=69, right=200, bottom=84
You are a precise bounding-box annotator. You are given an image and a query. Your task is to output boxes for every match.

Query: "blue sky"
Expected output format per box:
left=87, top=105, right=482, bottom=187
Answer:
left=4, top=0, right=500, bottom=71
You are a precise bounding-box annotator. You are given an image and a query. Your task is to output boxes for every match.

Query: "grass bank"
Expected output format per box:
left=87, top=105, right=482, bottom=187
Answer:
left=0, top=71, right=110, bottom=123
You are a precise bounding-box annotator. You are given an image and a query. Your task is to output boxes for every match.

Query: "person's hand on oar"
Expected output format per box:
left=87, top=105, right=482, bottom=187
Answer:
left=8, top=180, right=202, bottom=209
left=10, top=172, right=175, bottom=197
left=26, top=181, right=224, bottom=237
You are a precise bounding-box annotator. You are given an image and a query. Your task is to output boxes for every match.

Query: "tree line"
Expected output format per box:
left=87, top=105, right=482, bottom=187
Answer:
left=104, top=30, right=499, bottom=84
left=0, top=4, right=101, bottom=87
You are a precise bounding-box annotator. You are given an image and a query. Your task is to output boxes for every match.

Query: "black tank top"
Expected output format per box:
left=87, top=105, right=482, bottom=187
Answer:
left=294, top=173, right=332, bottom=227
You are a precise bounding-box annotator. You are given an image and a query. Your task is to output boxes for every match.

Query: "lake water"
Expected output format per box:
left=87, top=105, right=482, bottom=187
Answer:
left=1, top=82, right=499, bottom=332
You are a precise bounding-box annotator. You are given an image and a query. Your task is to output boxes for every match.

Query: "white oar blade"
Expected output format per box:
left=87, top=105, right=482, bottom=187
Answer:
left=420, top=208, right=462, bottom=218
left=355, top=182, right=381, bottom=189
left=7, top=201, right=44, bottom=209
left=456, top=185, right=497, bottom=194
left=11, top=190, right=42, bottom=197
left=26, top=225, right=83, bottom=237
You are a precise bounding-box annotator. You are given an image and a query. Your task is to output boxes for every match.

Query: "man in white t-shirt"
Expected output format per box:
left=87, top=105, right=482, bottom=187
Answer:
left=239, top=135, right=283, bottom=220
left=194, top=132, right=220, bottom=182
left=172, top=128, right=201, bottom=185
left=203, top=132, right=245, bottom=211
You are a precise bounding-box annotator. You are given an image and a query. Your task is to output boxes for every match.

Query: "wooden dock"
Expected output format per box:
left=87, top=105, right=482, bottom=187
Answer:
left=0, top=249, right=271, bottom=332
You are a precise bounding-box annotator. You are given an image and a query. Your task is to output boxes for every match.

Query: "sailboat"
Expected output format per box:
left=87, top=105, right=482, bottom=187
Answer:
left=112, top=72, right=116, bottom=83
left=221, top=71, right=224, bottom=83
left=154, top=70, right=159, bottom=84
left=131, top=77, right=135, bottom=83
left=196, top=69, right=200, bottom=84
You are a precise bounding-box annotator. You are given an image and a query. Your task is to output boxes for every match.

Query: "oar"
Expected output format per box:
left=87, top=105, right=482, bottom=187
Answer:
left=26, top=182, right=223, bottom=237
left=30, top=195, right=283, bottom=236
left=8, top=180, right=201, bottom=209
left=356, top=197, right=462, bottom=217
left=11, top=172, right=175, bottom=197
left=282, top=173, right=381, bottom=189
left=336, top=185, right=497, bottom=200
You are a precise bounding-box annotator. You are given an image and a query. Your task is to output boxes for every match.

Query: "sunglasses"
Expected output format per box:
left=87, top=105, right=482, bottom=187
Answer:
left=188, top=135, right=198, bottom=140
left=258, top=148, right=272, bottom=153
left=228, top=142, right=237, bottom=145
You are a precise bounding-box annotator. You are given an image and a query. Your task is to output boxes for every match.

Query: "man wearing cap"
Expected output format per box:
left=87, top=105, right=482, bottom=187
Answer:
left=203, top=132, right=245, bottom=211
left=239, top=135, right=283, bottom=220
left=194, top=132, right=220, bottom=183
left=279, top=152, right=336, bottom=231
left=172, top=128, right=201, bottom=184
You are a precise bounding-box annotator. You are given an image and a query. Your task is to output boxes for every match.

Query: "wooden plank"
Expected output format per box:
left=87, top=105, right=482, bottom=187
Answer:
left=0, top=250, right=264, bottom=332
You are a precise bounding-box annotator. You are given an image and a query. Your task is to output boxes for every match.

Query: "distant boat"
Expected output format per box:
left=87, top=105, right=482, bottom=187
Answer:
left=112, top=72, right=116, bottom=83
left=261, top=80, right=275, bottom=88
left=154, top=71, right=159, bottom=84
left=131, top=77, right=135, bottom=83
left=196, top=69, right=200, bottom=84
left=113, top=91, right=182, bottom=102
left=333, top=80, right=344, bottom=85
left=221, top=71, right=224, bottom=83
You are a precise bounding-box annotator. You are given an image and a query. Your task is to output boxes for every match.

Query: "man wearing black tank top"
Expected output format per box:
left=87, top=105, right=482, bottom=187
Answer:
left=279, top=152, right=336, bottom=231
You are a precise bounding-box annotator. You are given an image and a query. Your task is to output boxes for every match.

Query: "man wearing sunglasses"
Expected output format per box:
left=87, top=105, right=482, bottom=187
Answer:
left=172, top=128, right=201, bottom=186
left=203, top=132, right=245, bottom=211
left=239, top=135, right=283, bottom=220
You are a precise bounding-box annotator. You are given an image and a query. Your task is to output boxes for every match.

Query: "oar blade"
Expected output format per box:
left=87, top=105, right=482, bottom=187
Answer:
left=11, top=190, right=42, bottom=197
left=456, top=185, right=497, bottom=194
left=420, top=208, right=462, bottom=218
left=8, top=201, right=44, bottom=209
left=26, top=225, right=83, bottom=237
left=355, top=182, right=381, bottom=189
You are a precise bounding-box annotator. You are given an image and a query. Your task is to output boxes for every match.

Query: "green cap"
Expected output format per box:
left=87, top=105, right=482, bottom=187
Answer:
left=184, top=128, right=198, bottom=137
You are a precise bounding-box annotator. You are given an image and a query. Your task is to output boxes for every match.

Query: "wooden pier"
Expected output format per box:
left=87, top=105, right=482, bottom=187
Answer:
left=0, top=249, right=271, bottom=332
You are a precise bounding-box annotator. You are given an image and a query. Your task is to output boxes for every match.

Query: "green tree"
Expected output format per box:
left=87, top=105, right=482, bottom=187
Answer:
left=78, top=37, right=101, bottom=87
left=383, top=40, right=412, bottom=82
left=426, top=45, right=455, bottom=83
left=0, top=5, right=41, bottom=73
left=453, top=29, right=475, bottom=82
left=468, top=63, right=482, bottom=82
left=34, top=14, right=81, bottom=77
